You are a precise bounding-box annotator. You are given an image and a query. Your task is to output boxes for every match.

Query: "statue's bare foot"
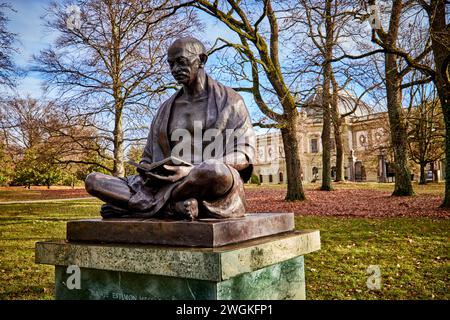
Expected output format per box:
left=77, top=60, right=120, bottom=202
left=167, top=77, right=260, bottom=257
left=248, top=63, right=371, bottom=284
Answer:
left=173, top=198, right=198, bottom=220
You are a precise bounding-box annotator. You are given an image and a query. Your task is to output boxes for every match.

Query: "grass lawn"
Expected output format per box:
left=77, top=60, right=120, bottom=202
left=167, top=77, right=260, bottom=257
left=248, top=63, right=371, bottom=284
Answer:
left=300, top=216, right=449, bottom=299
left=0, top=197, right=448, bottom=300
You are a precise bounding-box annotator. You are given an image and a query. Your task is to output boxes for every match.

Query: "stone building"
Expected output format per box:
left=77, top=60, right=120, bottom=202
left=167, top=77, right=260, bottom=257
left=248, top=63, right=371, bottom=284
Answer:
left=253, top=89, right=444, bottom=184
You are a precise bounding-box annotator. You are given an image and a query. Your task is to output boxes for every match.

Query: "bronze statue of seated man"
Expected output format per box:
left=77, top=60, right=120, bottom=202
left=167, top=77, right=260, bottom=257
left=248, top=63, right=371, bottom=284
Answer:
left=85, top=37, right=256, bottom=220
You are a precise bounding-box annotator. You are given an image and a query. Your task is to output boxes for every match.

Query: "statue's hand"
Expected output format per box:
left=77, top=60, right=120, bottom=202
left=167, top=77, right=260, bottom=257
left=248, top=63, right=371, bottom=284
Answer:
left=136, top=161, right=152, bottom=179
left=146, top=165, right=192, bottom=183
left=136, top=167, right=147, bottom=178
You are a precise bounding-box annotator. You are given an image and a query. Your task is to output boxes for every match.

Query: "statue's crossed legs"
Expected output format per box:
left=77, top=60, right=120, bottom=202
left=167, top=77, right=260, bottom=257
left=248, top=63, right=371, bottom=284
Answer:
left=85, top=159, right=245, bottom=220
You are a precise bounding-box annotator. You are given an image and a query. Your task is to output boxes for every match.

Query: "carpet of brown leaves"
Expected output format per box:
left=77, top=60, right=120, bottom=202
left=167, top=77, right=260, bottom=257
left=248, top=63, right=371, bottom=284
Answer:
left=34, top=188, right=90, bottom=199
left=0, top=187, right=90, bottom=201
left=2, top=186, right=449, bottom=218
left=245, top=188, right=450, bottom=218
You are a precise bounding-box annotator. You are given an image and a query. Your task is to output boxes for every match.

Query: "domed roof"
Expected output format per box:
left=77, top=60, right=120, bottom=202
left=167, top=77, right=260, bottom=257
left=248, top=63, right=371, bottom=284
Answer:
left=301, top=86, right=372, bottom=118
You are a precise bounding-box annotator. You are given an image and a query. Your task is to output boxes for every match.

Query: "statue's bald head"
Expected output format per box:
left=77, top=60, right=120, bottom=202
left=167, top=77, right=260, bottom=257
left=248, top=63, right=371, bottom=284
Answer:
left=168, top=37, right=207, bottom=58
left=167, top=37, right=208, bottom=85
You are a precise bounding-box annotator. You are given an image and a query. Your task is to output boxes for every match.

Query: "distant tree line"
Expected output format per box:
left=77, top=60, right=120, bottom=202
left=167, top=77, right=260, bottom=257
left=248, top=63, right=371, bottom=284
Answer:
left=0, top=97, right=104, bottom=187
left=0, top=96, right=150, bottom=188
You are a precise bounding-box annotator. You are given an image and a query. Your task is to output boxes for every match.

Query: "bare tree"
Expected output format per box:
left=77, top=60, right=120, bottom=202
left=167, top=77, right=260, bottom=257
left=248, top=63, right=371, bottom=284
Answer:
left=367, top=0, right=418, bottom=196
left=0, top=97, right=103, bottom=187
left=407, top=82, right=444, bottom=184
left=184, top=0, right=307, bottom=200
left=0, top=97, right=47, bottom=150
left=34, top=0, right=199, bottom=176
left=290, top=0, right=378, bottom=185
left=0, top=3, right=18, bottom=89
left=419, top=0, right=450, bottom=205
left=286, top=0, right=335, bottom=188
left=330, top=71, right=381, bottom=181
left=319, top=0, right=334, bottom=190
left=365, top=0, right=449, bottom=201
left=43, top=102, right=113, bottom=173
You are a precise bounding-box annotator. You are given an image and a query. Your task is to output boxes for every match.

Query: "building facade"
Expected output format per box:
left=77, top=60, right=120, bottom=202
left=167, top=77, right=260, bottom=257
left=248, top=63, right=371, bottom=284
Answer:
left=253, top=90, right=443, bottom=184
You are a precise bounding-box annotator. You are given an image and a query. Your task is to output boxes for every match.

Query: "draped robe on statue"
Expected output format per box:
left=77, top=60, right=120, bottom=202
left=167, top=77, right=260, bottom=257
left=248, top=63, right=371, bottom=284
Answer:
left=123, top=75, right=256, bottom=219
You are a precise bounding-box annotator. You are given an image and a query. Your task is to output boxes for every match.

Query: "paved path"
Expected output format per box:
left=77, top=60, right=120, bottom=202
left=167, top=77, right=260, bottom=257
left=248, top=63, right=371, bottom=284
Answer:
left=0, top=197, right=96, bottom=205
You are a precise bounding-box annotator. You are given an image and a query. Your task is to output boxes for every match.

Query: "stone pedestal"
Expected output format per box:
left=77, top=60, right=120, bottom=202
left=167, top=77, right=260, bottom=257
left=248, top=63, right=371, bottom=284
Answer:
left=36, top=230, right=319, bottom=300
left=66, top=213, right=295, bottom=247
left=35, top=213, right=321, bottom=300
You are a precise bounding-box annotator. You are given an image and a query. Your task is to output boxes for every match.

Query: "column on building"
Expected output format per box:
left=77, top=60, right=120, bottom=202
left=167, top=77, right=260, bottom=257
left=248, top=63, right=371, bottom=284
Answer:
left=378, top=151, right=387, bottom=183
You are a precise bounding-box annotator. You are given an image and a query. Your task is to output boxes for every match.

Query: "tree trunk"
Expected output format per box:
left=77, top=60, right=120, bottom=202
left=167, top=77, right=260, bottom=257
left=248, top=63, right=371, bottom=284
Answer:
left=320, top=0, right=333, bottom=191
left=439, top=87, right=450, bottom=206
left=429, top=0, right=450, bottom=207
left=334, top=129, right=344, bottom=182
left=331, top=75, right=344, bottom=182
left=385, top=59, right=414, bottom=196
left=419, top=163, right=426, bottom=185
left=113, top=103, right=125, bottom=177
left=111, top=7, right=125, bottom=178
left=383, top=1, right=414, bottom=196
left=321, top=90, right=332, bottom=190
left=281, top=113, right=306, bottom=201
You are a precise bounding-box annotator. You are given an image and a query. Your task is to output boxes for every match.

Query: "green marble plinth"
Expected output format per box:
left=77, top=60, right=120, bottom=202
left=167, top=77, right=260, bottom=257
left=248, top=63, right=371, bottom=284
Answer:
left=36, top=230, right=320, bottom=300
left=54, top=256, right=304, bottom=300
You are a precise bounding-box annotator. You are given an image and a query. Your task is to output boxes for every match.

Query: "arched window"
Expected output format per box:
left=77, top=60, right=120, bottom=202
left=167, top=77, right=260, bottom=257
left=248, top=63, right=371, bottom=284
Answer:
left=279, top=172, right=283, bottom=183
left=259, top=175, right=263, bottom=183
left=310, top=138, right=318, bottom=153
left=269, top=174, right=273, bottom=183
left=355, top=161, right=363, bottom=181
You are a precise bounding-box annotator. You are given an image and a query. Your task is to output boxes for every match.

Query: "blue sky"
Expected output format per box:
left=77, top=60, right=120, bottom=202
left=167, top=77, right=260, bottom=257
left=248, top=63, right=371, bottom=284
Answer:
left=6, top=0, right=54, bottom=97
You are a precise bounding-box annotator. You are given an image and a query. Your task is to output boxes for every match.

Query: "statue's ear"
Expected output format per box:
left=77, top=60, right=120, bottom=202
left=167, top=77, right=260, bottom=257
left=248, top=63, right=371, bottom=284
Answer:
left=199, top=53, right=208, bottom=67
